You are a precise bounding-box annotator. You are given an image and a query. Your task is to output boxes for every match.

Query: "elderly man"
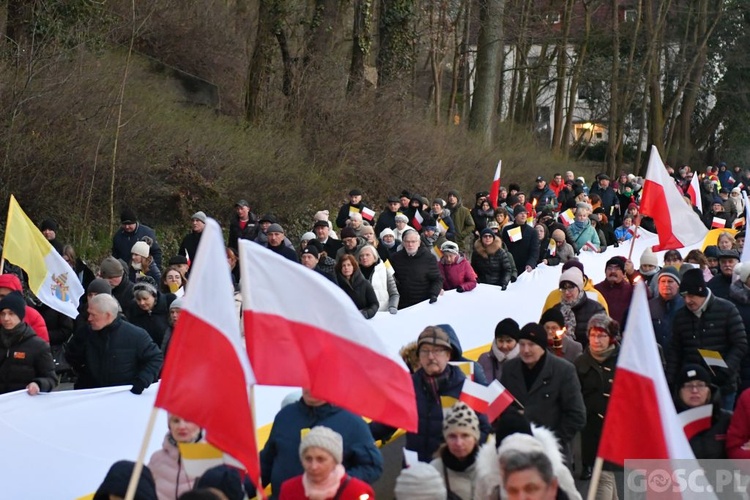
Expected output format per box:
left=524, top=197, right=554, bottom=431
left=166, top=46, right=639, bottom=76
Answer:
left=707, top=249, right=740, bottom=300
left=258, top=388, right=383, bottom=499
left=313, top=219, right=343, bottom=257
left=228, top=199, right=258, bottom=250
left=99, top=257, right=135, bottom=313
left=348, top=212, right=367, bottom=237
left=264, top=223, right=298, bottom=262
left=336, top=189, right=371, bottom=229
left=300, top=244, right=336, bottom=283
left=594, top=256, right=633, bottom=326
left=374, top=196, right=402, bottom=235
left=649, top=266, right=685, bottom=350
left=501, top=323, right=586, bottom=460
left=389, top=229, right=443, bottom=309
left=667, top=269, right=748, bottom=410
left=112, top=208, right=163, bottom=269
left=65, top=294, right=162, bottom=393
left=501, top=206, right=540, bottom=274
left=0, top=291, right=56, bottom=395
left=178, top=211, right=206, bottom=261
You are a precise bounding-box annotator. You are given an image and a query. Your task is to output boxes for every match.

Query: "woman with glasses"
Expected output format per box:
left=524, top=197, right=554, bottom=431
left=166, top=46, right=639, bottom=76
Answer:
left=575, top=313, right=620, bottom=488
left=673, top=364, right=731, bottom=459
left=551, top=267, right=605, bottom=349
left=471, top=228, right=514, bottom=289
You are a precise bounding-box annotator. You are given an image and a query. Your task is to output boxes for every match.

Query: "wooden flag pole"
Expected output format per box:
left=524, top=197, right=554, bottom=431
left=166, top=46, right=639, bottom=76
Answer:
left=124, top=407, right=160, bottom=500
left=586, top=456, right=605, bottom=500
left=627, top=215, right=642, bottom=262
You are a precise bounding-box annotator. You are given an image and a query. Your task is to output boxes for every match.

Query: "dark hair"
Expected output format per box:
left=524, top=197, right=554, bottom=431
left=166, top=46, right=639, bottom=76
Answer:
left=161, top=265, right=188, bottom=293
left=500, top=450, right=556, bottom=486
left=663, top=250, right=683, bottom=262
left=684, top=249, right=708, bottom=269
left=336, top=254, right=360, bottom=275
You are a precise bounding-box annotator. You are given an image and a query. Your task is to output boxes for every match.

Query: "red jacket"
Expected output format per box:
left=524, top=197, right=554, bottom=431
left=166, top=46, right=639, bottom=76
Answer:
left=438, top=255, right=478, bottom=292
left=727, top=389, right=750, bottom=459
left=0, top=274, right=49, bottom=342
left=279, top=474, right=374, bottom=500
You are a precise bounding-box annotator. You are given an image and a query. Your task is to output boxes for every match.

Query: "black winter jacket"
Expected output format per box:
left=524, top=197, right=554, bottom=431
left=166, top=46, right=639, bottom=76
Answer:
left=228, top=213, right=258, bottom=250
left=112, top=223, right=163, bottom=269
left=0, top=323, right=57, bottom=394
left=667, top=293, right=748, bottom=396
left=126, top=292, right=175, bottom=347
left=501, top=223, right=540, bottom=273
left=111, top=271, right=136, bottom=313
left=675, top=387, right=732, bottom=459
left=470, top=237, right=513, bottom=287
left=178, top=231, right=203, bottom=262
left=336, top=270, right=380, bottom=319
left=389, top=246, right=443, bottom=309
left=66, top=318, right=163, bottom=390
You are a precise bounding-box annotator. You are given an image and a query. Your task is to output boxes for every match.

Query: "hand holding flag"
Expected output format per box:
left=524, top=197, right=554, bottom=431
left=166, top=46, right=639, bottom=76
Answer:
left=459, top=379, right=515, bottom=422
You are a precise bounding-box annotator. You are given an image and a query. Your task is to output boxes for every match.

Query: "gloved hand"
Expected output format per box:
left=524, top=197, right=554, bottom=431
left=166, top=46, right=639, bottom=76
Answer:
left=510, top=276, right=517, bottom=283
left=501, top=285, right=507, bottom=291
left=429, top=296, right=438, bottom=304
left=456, top=286, right=464, bottom=293
left=130, top=381, right=145, bottom=395
left=388, top=306, right=398, bottom=315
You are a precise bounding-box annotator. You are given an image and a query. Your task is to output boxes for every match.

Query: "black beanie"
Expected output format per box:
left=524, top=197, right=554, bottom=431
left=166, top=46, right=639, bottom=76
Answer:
left=680, top=268, right=708, bottom=297
left=540, top=308, right=565, bottom=328
left=518, top=322, right=547, bottom=349
left=675, top=363, right=712, bottom=388
left=493, top=408, right=532, bottom=446
left=605, top=256, right=626, bottom=272
left=40, top=218, right=58, bottom=232
left=0, top=291, right=26, bottom=321
left=120, top=208, right=138, bottom=224
left=494, top=318, right=520, bottom=340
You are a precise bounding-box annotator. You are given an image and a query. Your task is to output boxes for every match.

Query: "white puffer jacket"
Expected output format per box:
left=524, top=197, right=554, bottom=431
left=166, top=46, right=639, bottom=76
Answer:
left=367, top=260, right=400, bottom=311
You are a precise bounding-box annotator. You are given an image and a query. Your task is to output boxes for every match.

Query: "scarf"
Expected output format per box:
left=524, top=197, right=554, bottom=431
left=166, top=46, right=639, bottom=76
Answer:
left=573, top=220, right=587, bottom=230
left=302, top=464, right=346, bottom=500
left=422, top=369, right=452, bottom=403
left=360, top=263, right=375, bottom=281
left=560, top=291, right=586, bottom=339
left=589, top=343, right=616, bottom=363
left=441, top=445, right=479, bottom=472
left=491, top=342, right=519, bottom=364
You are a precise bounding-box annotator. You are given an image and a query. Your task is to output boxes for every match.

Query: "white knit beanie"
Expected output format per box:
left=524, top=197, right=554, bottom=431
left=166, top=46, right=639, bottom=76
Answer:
left=735, top=262, right=750, bottom=284
left=640, top=247, right=658, bottom=267
left=394, top=462, right=447, bottom=499
left=559, top=267, right=584, bottom=290
left=131, top=241, right=150, bottom=258
left=299, top=426, right=343, bottom=464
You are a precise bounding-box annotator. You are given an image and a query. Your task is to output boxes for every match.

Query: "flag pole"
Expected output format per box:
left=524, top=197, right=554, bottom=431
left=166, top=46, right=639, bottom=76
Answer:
left=124, top=407, right=160, bottom=500
left=586, top=456, right=604, bottom=500
left=248, top=384, right=266, bottom=498
left=627, top=215, right=642, bottom=262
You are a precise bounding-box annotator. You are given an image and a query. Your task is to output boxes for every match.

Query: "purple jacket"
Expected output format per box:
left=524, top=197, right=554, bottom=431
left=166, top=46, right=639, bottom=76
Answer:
left=438, top=255, right=477, bottom=291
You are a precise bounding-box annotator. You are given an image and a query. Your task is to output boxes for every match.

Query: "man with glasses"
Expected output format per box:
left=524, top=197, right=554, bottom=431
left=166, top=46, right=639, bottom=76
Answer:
left=667, top=268, right=747, bottom=410
left=707, top=248, right=740, bottom=300
left=648, top=266, right=684, bottom=350
left=389, top=229, right=443, bottom=309
left=594, top=257, right=632, bottom=327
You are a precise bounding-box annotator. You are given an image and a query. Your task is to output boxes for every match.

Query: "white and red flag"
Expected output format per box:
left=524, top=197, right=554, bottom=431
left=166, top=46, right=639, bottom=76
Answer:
left=677, top=404, right=712, bottom=440
left=361, top=206, right=376, bottom=222
left=239, top=240, right=418, bottom=432
left=459, top=378, right=514, bottom=422
left=711, top=216, right=727, bottom=229
left=488, top=160, right=502, bottom=209
left=155, top=219, right=263, bottom=495
left=686, top=172, right=703, bottom=214
left=411, top=211, right=424, bottom=231
left=639, top=146, right=708, bottom=251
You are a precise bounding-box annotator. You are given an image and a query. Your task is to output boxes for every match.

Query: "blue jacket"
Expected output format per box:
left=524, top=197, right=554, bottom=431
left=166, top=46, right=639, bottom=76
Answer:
left=112, top=223, right=163, bottom=269
left=649, top=294, right=685, bottom=350
left=259, top=400, right=383, bottom=499
left=437, top=324, right=489, bottom=386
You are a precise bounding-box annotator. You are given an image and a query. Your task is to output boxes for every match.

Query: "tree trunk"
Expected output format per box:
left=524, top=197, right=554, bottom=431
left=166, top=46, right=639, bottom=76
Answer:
left=377, top=0, right=414, bottom=86
left=348, top=0, right=371, bottom=93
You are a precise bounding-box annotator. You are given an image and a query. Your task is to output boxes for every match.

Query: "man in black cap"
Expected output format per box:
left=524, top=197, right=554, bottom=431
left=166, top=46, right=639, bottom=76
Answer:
left=112, top=208, right=162, bottom=269
left=335, top=189, right=371, bottom=230
left=39, top=218, right=64, bottom=254
left=500, top=322, right=586, bottom=461
left=707, top=248, right=740, bottom=300
left=501, top=205, right=540, bottom=275
left=594, top=256, right=633, bottom=327
left=167, top=255, right=189, bottom=277
left=529, top=176, right=557, bottom=209
left=374, top=196, right=402, bottom=236
left=300, top=243, right=336, bottom=283
left=589, top=174, right=619, bottom=218
left=313, top=219, right=343, bottom=256
left=667, top=268, right=747, bottom=410
left=228, top=199, right=258, bottom=251
left=649, top=266, right=684, bottom=349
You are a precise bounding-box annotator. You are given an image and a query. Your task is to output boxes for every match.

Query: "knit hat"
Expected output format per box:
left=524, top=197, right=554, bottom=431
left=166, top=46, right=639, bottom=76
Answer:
left=417, top=326, right=452, bottom=350
left=99, top=257, right=124, bottom=279
left=514, top=205, right=528, bottom=216
left=735, top=262, right=750, bottom=284
left=133, top=281, right=157, bottom=297
left=299, top=426, right=343, bottom=464
left=194, top=465, right=244, bottom=500
left=606, top=256, right=626, bottom=272
left=539, top=308, right=565, bottom=328
left=658, top=266, right=681, bottom=285
left=640, top=247, right=658, bottom=267
left=562, top=259, right=584, bottom=274
left=120, top=208, right=137, bottom=224
left=559, top=267, right=584, bottom=290
left=551, top=229, right=566, bottom=242
left=433, top=198, right=446, bottom=208
left=517, top=322, right=547, bottom=349
left=587, top=313, right=619, bottom=339
left=300, top=231, right=316, bottom=243
left=258, top=213, right=276, bottom=224
left=440, top=241, right=460, bottom=255
left=394, top=213, right=409, bottom=223
left=675, top=364, right=712, bottom=388
left=87, top=278, right=112, bottom=296
left=495, top=318, right=520, bottom=340
left=340, top=226, right=357, bottom=239
left=380, top=228, right=395, bottom=239
left=447, top=189, right=460, bottom=198
left=168, top=255, right=188, bottom=266
left=301, top=245, right=319, bottom=259
left=704, top=245, right=719, bottom=259
left=443, top=402, right=480, bottom=441
left=0, top=274, right=22, bottom=292
left=235, top=199, right=249, bottom=208
left=266, top=223, right=284, bottom=234
left=40, top=218, right=58, bottom=232
left=480, top=227, right=496, bottom=238
left=0, top=291, right=25, bottom=320
left=169, top=297, right=183, bottom=310
left=493, top=409, right=533, bottom=447
left=307, top=239, right=324, bottom=253
left=679, top=268, right=708, bottom=297
left=394, top=462, right=447, bottom=499
left=131, top=241, right=150, bottom=258
left=313, top=210, right=330, bottom=222
left=191, top=211, right=207, bottom=224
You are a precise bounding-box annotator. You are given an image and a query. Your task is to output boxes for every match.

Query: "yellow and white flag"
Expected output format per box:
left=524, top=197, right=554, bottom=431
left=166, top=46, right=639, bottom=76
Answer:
left=698, top=349, right=728, bottom=369
left=3, top=195, right=83, bottom=318
left=178, top=442, right=244, bottom=479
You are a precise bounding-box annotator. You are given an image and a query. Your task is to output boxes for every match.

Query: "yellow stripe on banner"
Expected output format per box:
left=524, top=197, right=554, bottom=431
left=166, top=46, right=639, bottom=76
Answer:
left=434, top=246, right=443, bottom=259
left=441, top=396, right=458, bottom=408
left=449, top=361, right=473, bottom=377
left=178, top=442, right=224, bottom=460
left=75, top=495, right=94, bottom=500
left=698, top=349, right=723, bottom=360
left=3, top=195, right=52, bottom=292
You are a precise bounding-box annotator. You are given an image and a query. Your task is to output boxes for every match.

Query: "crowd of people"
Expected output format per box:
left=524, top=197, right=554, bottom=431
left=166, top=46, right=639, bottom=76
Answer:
left=4, top=162, right=750, bottom=499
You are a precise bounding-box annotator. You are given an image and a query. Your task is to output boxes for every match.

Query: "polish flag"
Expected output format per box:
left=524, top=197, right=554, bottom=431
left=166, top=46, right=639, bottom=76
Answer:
left=411, top=211, right=424, bottom=231
left=678, top=404, right=713, bottom=440
left=459, top=379, right=514, bottom=422
left=639, top=146, right=708, bottom=251
left=239, top=241, right=418, bottom=432
left=686, top=172, right=703, bottom=214
left=711, top=216, right=726, bottom=229
left=733, top=217, right=745, bottom=229
left=597, top=281, right=697, bottom=465
left=488, top=160, right=502, bottom=209
left=583, top=241, right=598, bottom=252
left=361, top=206, right=376, bottom=222
left=155, top=219, right=263, bottom=495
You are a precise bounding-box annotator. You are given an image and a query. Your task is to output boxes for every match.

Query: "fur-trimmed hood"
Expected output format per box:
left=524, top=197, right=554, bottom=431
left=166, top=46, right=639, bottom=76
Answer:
left=473, top=425, right=581, bottom=500
left=400, top=341, right=420, bottom=373
left=473, top=236, right=504, bottom=258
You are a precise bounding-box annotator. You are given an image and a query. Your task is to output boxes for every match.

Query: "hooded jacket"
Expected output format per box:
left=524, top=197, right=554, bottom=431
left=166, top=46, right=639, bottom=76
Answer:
left=445, top=192, right=475, bottom=242
left=471, top=237, right=513, bottom=287
left=147, top=433, right=196, bottom=500
left=0, top=274, right=49, bottom=342
left=438, top=324, right=488, bottom=386
left=438, top=254, right=477, bottom=292
left=126, top=292, right=176, bottom=348
left=674, top=383, right=731, bottom=459
left=0, top=322, right=56, bottom=394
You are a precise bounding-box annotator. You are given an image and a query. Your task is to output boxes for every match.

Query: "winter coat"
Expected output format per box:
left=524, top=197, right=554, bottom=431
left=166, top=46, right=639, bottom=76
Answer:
left=445, top=198, right=475, bottom=242
left=278, top=474, right=375, bottom=500
left=112, top=222, right=163, bottom=269
left=529, top=185, right=557, bottom=209
left=727, top=388, right=750, bottom=459
left=336, top=202, right=372, bottom=229
left=335, top=270, right=380, bottom=319
left=439, top=254, right=477, bottom=292
left=707, top=273, right=732, bottom=300
left=471, top=237, right=513, bottom=287
left=728, top=281, right=750, bottom=392
left=575, top=346, right=619, bottom=465
left=473, top=429, right=581, bottom=500
left=471, top=207, right=494, bottom=234
left=389, top=245, right=443, bottom=309
left=38, top=304, right=74, bottom=346
left=649, top=294, right=685, bottom=350
left=594, top=279, right=633, bottom=326
left=126, top=292, right=176, bottom=348
left=543, top=280, right=610, bottom=315
left=477, top=346, right=518, bottom=384
left=361, top=260, right=399, bottom=312
left=178, top=231, right=202, bottom=262
left=667, top=292, right=748, bottom=396
left=439, top=324, right=489, bottom=386
left=421, top=233, right=448, bottom=259
left=111, top=270, right=136, bottom=313
left=374, top=208, right=398, bottom=236
left=0, top=274, right=49, bottom=342
left=550, top=336, right=582, bottom=363
left=321, top=237, right=344, bottom=258
left=551, top=296, right=606, bottom=348
left=501, top=223, right=540, bottom=274
left=675, top=386, right=732, bottom=459
left=66, top=318, right=163, bottom=390
left=433, top=209, right=457, bottom=242
left=228, top=213, right=258, bottom=250
left=430, top=449, right=477, bottom=500
left=266, top=241, right=299, bottom=263
left=500, top=354, right=586, bottom=444
left=0, top=322, right=56, bottom=394
left=568, top=220, right=600, bottom=252
left=315, top=256, right=338, bottom=284
left=259, top=400, right=383, bottom=500
left=589, top=183, right=619, bottom=214
left=147, top=434, right=195, bottom=500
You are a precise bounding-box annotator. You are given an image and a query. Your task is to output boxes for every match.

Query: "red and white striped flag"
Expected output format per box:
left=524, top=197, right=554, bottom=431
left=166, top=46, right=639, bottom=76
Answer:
left=361, top=206, right=376, bottom=222
left=488, top=160, right=502, bottom=209
left=678, top=404, right=713, bottom=440
left=733, top=217, right=745, bottom=229
left=687, top=172, right=703, bottom=214
left=459, top=379, right=514, bottom=422
left=711, top=216, right=726, bottom=229
left=583, top=241, right=598, bottom=252
left=411, top=211, right=424, bottom=231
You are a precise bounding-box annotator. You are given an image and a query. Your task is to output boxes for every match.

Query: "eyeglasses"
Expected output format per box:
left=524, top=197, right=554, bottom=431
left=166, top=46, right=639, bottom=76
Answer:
left=481, top=234, right=494, bottom=239
left=419, top=348, right=449, bottom=357
left=588, top=334, right=609, bottom=341
left=681, top=382, right=709, bottom=392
